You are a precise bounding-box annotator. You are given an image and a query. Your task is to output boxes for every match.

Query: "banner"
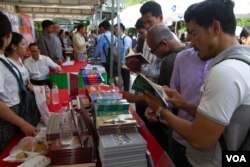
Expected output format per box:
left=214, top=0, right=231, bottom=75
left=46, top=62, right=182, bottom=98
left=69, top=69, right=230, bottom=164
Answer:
left=0, top=9, right=19, bottom=32
left=18, top=13, right=35, bottom=48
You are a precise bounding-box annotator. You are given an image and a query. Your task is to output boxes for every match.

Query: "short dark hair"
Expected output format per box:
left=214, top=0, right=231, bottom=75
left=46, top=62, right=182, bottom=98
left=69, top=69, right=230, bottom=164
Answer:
left=114, top=23, right=125, bottom=32
left=98, top=20, right=111, bottom=30
left=0, top=11, right=12, bottom=49
left=41, top=20, right=54, bottom=30
left=29, top=42, right=39, bottom=49
left=140, top=1, right=162, bottom=17
left=184, top=0, right=236, bottom=35
left=240, top=26, right=250, bottom=38
left=135, top=18, right=144, bottom=29
left=77, top=24, right=85, bottom=31
left=5, top=32, right=23, bottom=56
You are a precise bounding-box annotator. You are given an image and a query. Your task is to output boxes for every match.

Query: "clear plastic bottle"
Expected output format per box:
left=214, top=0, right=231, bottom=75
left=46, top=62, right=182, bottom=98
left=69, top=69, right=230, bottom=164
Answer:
left=44, top=85, right=51, bottom=105
left=51, top=83, right=59, bottom=104
left=59, top=103, right=73, bottom=146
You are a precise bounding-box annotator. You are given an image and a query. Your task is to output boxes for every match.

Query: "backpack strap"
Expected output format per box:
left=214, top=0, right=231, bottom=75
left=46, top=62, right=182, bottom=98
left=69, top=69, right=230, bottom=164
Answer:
left=0, top=58, right=25, bottom=92
left=103, top=35, right=110, bottom=58
left=219, top=135, right=228, bottom=151
left=122, top=36, right=126, bottom=46
left=103, top=35, right=110, bottom=46
left=217, top=57, right=250, bottom=66
left=218, top=56, right=250, bottom=151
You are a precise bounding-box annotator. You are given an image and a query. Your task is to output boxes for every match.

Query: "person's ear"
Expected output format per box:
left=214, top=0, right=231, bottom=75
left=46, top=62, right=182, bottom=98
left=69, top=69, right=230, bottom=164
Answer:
left=211, top=20, right=221, bottom=36
left=241, top=37, right=246, bottom=44
left=11, top=44, right=17, bottom=50
left=161, top=40, right=169, bottom=50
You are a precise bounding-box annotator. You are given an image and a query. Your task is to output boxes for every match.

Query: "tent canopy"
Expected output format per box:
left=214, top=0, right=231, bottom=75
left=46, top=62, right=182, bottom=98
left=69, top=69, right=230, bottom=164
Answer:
left=0, top=0, right=103, bottom=20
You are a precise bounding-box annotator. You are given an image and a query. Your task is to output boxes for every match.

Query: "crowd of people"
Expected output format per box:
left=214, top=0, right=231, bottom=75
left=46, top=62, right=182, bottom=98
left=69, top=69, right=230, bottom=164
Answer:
left=0, top=0, right=250, bottom=166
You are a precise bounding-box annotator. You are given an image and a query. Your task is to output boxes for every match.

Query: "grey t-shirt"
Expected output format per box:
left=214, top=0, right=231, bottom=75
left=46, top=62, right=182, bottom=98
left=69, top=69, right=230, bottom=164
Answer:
left=186, top=45, right=250, bottom=167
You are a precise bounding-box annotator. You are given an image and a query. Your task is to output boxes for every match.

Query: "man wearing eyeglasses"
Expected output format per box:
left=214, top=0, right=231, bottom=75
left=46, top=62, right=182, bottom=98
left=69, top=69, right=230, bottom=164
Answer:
left=147, top=24, right=187, bottom=86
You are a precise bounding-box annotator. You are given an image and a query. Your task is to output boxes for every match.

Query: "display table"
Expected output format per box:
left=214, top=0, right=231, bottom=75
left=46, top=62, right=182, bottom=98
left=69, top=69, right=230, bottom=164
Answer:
left=0, top=106, right=174, bottom=167
left=61, top=60, right=87, bottom=73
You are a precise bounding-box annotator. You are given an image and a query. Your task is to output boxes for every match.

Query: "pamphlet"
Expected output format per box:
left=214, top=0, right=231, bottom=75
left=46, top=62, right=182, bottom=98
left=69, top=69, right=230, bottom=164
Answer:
left=132, top=73, right=169, bottom=107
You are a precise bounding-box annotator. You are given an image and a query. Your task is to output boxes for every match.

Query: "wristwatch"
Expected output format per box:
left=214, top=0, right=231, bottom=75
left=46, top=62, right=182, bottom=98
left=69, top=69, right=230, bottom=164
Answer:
left=156, top=106, right=164, bottom=118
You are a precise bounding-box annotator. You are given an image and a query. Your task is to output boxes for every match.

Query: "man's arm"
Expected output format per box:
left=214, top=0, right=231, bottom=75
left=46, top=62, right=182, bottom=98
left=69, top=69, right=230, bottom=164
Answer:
left=163, top=86, right=197, bottom=117
left=160, top=108, right=225, bottom=150
left=144, top=91, right=224, bottom=150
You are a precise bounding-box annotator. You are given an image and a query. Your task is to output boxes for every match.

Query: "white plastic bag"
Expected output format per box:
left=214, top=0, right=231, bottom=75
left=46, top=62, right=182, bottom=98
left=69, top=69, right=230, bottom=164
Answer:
left=33, top=86, right=50, bottom=125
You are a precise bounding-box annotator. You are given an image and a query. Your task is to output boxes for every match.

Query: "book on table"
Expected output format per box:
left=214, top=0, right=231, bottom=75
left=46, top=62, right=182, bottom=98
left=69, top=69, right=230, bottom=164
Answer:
left=132, top=73, right=170, bottom=107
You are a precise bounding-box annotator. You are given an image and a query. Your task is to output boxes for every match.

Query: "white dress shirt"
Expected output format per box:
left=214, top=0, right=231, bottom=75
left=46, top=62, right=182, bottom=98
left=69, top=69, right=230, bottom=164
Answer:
left=24, top=55, right=59, bottom=80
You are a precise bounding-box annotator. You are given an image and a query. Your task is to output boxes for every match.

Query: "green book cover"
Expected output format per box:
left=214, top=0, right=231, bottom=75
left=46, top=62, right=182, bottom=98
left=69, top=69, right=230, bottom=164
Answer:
left=132, top=73, right=170, bottom=107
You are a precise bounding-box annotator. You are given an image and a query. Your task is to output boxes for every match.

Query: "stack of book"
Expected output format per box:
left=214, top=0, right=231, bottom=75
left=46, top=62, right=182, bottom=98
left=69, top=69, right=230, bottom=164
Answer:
left=81, top=73, right=104, bottom=85
left=81, top=67, right=104, bottom=85
left=90, top=92, right=122, bottom=102
left=98, top=132, right=147, bottom=167
left=94, top=99, right=129, bottom=117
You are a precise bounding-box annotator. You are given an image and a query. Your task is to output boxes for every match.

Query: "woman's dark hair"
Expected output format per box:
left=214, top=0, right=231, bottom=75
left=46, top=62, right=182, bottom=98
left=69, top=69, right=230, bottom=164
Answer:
left=5, top=32, right=23, bottom=56
left=0, top=11, right=12, bottom=49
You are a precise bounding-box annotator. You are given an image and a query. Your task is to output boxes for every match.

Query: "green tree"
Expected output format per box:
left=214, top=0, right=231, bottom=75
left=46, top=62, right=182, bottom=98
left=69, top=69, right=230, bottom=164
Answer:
left=236, top=18, right=250, bottom=27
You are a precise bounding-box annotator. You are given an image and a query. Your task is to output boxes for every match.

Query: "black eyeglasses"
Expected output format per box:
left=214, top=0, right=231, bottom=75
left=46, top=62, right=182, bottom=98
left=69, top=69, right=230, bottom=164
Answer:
left=149, top=41, right=162, bottom=54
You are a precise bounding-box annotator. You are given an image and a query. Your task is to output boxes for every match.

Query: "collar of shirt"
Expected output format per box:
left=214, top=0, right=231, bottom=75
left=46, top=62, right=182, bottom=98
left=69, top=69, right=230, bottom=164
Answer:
left=31, top=55, right=42, bottom=62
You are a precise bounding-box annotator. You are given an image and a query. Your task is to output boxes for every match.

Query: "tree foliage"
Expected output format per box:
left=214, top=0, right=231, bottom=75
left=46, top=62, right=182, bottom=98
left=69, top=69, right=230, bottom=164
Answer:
left=236, top=18, right=250, bottom=27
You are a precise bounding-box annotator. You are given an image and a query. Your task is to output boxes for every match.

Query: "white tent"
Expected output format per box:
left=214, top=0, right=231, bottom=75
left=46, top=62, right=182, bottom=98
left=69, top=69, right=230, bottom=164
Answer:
left=116, top=0, right=250, bottom=28
left=114, top=4, right=142, bottom=28
left=156, top=0, right=250, bottom=24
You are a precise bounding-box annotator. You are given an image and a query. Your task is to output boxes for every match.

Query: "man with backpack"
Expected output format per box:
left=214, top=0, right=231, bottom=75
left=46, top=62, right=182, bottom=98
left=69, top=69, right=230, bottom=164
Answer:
left=94, top=20, right=115, bottom=81
left=143, top=0, right=250, bottom=166
left=114, top=23, right=132, bottom=91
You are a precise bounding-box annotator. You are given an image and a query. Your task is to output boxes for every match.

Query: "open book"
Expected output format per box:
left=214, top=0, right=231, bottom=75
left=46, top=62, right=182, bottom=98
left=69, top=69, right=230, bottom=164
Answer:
left=125, top=48, right=149, bottom=64
left=132, top=73, right=169, bottom=107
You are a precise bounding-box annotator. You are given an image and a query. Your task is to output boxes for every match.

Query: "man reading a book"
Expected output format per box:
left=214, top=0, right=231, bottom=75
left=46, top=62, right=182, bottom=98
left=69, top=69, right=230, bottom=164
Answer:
left=146, top=24, right=187, bottom=86
left=143, top=0, right=250, bottom=166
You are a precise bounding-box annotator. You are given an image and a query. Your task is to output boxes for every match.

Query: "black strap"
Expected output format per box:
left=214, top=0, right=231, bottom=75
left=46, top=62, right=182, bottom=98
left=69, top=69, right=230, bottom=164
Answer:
left=122, top=36, right=126, bottom=46
left=103, top=35, right=110, bottom=58
left=219, top=135, right=228, bottom=151
left=0, top=58, right=25, bottom=92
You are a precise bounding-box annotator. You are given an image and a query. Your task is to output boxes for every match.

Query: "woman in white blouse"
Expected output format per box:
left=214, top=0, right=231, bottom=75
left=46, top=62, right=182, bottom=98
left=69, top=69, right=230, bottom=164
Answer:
left=0, top=12, right=36, bottom=153
left=5, top=32, right=33, bottom=91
